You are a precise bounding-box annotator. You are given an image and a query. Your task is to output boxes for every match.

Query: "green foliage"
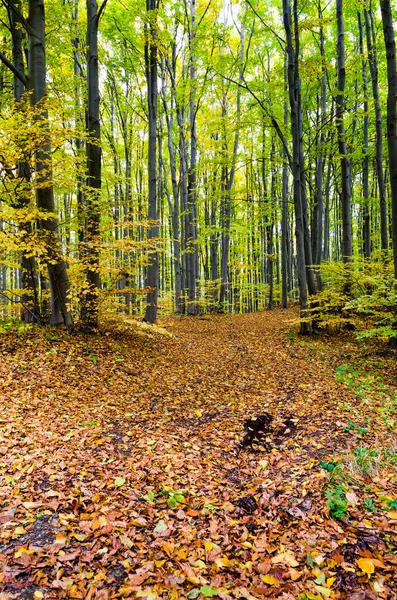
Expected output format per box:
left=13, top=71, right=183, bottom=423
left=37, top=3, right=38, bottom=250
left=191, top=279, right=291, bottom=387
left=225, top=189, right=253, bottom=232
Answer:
left=287, top=330, right=296, bottom=342
left=86, top=353, right=97, bottom=365
left=199, top=586, right=219, bottom=598
left=320, top=460, right=338, bottom=472
left=335, top=365, right=358, bottom=388
left=309, top=259, right=397, bottom=341
left=351, top=447, right=380, bottom=476
left=325, top=484, right=348, bottom=519
left=363, top=498, right=376, bottom=513
left=141, top=487, right=186, bottom=508
left=160, top=488, right=186, bottom=509
left=0, top=318, right=34, bottom=337
left=343, top=419, right=369, bottom=435
left=141, top=489, right=157, bottom=503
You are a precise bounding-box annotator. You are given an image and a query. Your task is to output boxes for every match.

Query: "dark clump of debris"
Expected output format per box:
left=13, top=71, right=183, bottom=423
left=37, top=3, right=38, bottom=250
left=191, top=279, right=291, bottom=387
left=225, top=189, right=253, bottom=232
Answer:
left=237, top=496, right=258, bottom=514
left=239, top=412, right=299, bottom=452
left=239, top=412, right=273, bottom=451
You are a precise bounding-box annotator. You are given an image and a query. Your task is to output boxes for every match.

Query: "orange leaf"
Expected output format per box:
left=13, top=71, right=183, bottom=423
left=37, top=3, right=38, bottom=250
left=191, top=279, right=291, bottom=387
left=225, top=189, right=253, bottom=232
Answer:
left=357, top=558, right=375, bottom=575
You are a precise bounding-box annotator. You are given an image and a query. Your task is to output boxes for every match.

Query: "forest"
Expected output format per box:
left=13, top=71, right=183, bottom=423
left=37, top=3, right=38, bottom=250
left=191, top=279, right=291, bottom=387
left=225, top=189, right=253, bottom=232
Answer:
left=0, top=0, right=397, bottom=599
left=0, top=0, right=396, bottom=334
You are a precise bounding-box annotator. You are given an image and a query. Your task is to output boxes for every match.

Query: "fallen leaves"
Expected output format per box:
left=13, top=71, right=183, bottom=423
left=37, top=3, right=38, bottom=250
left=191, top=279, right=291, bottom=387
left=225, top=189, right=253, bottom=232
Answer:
left=357, top=557, right=375, bottom=575
left=0, top=310, right=396, bottom=598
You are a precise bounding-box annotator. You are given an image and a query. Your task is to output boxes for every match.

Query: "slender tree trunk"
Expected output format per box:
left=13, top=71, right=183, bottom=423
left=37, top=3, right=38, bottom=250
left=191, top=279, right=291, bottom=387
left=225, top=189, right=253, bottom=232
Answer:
left=336, top=0, right=353, bottom=293
left=143, top=0, right=159, bottom=323
left=219, top=21, right=245, bottom=310
left=365, top=5, right=388, bottom=251
left=313, top=0, right=326, bottom=290
left=281, top=55, right=289, bottom=309
left=6, top=1, right=39, bottom=323
left=380, top=0, right=397, bottom=279
left=28, top=0, right=72, bottom=327
left=163, top=55, right=182, bottom=313
left=187, top=0, right=198, bottom=315
left=283, top=0, right=311, bottom=334
left=359, top=12, right=371, bottom=258
left=81, top=0, right=102, bottom=329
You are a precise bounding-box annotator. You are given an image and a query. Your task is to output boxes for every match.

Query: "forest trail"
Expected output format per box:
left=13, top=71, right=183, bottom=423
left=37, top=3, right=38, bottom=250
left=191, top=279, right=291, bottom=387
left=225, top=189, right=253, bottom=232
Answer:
left=0, top=310, right=396, bottom=599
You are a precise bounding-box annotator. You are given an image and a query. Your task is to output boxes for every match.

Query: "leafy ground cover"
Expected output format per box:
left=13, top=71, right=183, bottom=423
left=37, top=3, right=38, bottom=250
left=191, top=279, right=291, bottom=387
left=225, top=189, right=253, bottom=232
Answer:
left=0, top=309, right=396, bottom=600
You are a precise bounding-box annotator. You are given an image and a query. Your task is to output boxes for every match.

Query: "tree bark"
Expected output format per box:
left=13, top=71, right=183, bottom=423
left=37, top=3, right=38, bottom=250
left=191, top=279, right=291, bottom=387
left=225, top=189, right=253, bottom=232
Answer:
left=359, top=11, right=371, bottom=258
left=187, top=0, right=198, bottom=315
left=28, top=0, right=72, bottom=327
left=81, top=0, right=103, bottom=329
left=365, top=5, right=388, bottom=251
left=336, top=0, right=353, bottom=292
left=143, top=0, right=159, bottom=323
left=283, top=0, right=311, bottom=333
left=380, top=0, right=397, bottom=279
left=6, top=1, right=39, bottom=323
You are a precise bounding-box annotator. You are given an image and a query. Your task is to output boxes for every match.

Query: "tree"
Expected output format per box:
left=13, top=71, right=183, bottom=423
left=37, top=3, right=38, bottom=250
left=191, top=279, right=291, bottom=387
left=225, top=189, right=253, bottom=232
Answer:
left=143, top=0, right=159, bottom=323
left=282, top=0, right=311, bottom=334
left=0, top=0, right=72, bottom=327
left=81, top=0, right=107, bottom=330
left=380, top=0, right=397, bottom=279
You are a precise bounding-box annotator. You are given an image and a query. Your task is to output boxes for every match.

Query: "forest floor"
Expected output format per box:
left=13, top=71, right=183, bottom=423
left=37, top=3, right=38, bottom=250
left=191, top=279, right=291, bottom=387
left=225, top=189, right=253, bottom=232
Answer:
left=0, top=309, right=396, bottom=600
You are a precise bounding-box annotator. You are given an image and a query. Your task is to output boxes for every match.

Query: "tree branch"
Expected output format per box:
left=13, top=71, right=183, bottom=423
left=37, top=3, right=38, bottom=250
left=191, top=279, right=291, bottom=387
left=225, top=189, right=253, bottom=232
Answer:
left=1, top=0, right=36, bottom=36
left=0, top=51, right=27, bottom=86
left=97, top=0, right=109, bottom=22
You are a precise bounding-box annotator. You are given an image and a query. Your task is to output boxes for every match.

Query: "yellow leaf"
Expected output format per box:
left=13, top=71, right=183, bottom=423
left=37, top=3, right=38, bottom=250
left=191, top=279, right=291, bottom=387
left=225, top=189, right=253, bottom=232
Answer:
left=215, top=556, right=233, bottom=568
left=326, top=577, right=336, bottom=588
left=357, top=558, right=375, bottom=575
left=13, top=526, right=26, bottom=535
left=262, top=574, right=281, bottom=586
left=14, top=546, right=35, bottom=558
left=387, top=511, right=397, bottom=520
left=33, top=593, right=44, bottom=600
left=195, top=409, right=203, bottom=418
left=114, top=477, right=125, bottom=487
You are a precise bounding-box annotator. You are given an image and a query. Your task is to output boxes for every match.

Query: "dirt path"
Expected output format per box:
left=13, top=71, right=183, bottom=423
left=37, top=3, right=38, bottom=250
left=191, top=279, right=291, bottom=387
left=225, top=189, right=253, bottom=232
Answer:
left=0, top=310, right=396, bottom=599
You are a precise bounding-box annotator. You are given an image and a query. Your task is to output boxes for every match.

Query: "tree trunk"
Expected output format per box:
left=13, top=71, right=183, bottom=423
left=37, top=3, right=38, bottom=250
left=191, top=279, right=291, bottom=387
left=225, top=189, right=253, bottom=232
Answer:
left=336, top=0, right=352, bottom=293
left=81, top=0, right=102, bottom=329
left=5, top=1, right=40, bottom=323
left=187, top=0, right=198, bottom=315
left=143, top=0, right=159, bottom=323
left=283, top=0, right=311, bottom=334
left=28, top=0, right=72, bottom=327
left=365, top=6, right=388, bottom=251
left=163, top=54, right=182, bottom=313
left=359, top=11, right=371, bottom=258
left=380, top=0, right=397, bottom=279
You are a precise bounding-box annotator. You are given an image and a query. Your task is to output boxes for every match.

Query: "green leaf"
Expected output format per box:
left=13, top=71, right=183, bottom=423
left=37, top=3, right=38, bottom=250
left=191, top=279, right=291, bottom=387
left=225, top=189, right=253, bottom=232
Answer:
left=314, top=585, right=331, bottom=598
left=187, top=590, right=200, bottom=599
left=200, top=585, right=219, bottom=597
left=153, top=519, right=167, bottom=533
left=320, top=461, right=336, bottom=472
left=168, top=496, right=177, bottom=508
left=114, top=477, right=126, bottom=487
left=314, top=573, right=326, bottom=585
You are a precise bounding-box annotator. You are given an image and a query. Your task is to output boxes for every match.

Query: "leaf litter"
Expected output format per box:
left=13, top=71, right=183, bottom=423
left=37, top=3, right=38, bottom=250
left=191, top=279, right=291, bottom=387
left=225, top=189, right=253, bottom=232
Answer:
left=0, top=309, right=396, bottom=599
